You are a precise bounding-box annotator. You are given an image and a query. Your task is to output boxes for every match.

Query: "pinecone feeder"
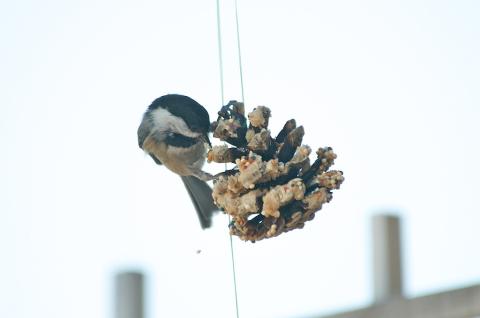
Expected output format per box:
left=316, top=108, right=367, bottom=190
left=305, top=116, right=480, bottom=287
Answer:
left=208, top=101, right=344, bottom=242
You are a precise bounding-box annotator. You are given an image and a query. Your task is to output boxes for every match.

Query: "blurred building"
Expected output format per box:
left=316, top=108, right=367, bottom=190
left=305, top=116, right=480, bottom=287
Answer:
left=316, top=215, right=480, bottom=318
left=112, top=215, right=480, bottom=318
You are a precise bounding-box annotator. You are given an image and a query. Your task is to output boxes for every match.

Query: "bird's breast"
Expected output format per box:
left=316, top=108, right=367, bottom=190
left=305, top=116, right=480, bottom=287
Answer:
left=142, top=135, right=207, bottom=176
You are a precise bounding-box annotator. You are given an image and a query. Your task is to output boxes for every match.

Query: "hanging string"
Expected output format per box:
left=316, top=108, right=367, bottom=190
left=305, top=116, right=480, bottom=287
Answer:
left=234, top=0, right=245, bottom=104
left=216, top=1, right=240, bottom=317
left=227, top=211, right=240, bottom=318
left=216, top=0, right=225, bottom=105
left=230, top=1, right=244, bottom=316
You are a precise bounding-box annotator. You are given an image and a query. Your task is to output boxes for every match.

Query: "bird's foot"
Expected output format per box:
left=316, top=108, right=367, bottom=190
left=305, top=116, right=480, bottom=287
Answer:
left=192, top=170, right=214, bottom=181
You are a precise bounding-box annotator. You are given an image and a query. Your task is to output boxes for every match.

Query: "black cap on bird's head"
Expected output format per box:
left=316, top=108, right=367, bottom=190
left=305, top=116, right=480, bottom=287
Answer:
left=148, top=94, right=211, bottom=135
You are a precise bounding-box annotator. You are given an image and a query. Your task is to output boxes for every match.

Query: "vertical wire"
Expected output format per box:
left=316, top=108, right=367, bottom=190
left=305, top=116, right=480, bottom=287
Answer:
left=234, top=0, right=245, bottom=104
left=216, top=0, right=225, bottom=105
left=216, top=1, right=240, bottom=317
left=230, top=1, right=244, bottom=316
left=228, top=217, right=240, bottom=318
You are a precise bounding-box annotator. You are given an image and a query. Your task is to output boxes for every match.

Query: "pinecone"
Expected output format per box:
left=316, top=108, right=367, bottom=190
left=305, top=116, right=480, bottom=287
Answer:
left=208, top=101, right=344, bottom=242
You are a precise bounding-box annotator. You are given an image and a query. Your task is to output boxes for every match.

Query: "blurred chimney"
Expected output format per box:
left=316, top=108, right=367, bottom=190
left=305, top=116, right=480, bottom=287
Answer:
left=115, top=271, right=145, bottom=318
left=372, top=214, right=404, bottom=304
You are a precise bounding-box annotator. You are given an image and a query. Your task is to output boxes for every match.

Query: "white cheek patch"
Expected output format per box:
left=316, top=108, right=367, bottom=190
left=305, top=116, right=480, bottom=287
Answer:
left=150, top=107, right=201, bottom=138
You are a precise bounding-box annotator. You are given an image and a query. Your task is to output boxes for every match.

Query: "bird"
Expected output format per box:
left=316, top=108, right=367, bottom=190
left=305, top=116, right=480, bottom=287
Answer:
left=137, top=94, right=218, bottom=229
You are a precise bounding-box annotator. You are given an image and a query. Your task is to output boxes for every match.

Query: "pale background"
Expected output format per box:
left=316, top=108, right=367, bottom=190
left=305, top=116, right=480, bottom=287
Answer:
left=1, top=0, right=479, bottom=317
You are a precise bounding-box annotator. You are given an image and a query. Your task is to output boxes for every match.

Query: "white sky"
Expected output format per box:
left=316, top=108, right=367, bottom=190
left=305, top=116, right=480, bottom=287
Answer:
left=1, top=0, right=479, bottom=317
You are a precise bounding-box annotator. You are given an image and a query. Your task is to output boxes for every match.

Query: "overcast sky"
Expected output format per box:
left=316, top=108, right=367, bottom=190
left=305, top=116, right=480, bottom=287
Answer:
left=1, top=1, right=480, bottom=318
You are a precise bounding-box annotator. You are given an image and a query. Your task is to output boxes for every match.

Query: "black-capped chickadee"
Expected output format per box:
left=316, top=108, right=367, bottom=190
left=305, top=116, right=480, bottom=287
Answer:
left=137, top=94, right=218, bottom=229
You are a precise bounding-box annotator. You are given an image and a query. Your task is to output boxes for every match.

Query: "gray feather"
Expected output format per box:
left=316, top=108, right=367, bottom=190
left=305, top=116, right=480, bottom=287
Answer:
left=181, top=176, right=218, bottom=229
left=137, top=114, right=153, bottom=148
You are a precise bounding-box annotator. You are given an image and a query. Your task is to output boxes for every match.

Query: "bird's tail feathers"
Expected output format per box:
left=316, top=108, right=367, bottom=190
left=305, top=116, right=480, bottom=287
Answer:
left=181, top=176, right=218, bottom=229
